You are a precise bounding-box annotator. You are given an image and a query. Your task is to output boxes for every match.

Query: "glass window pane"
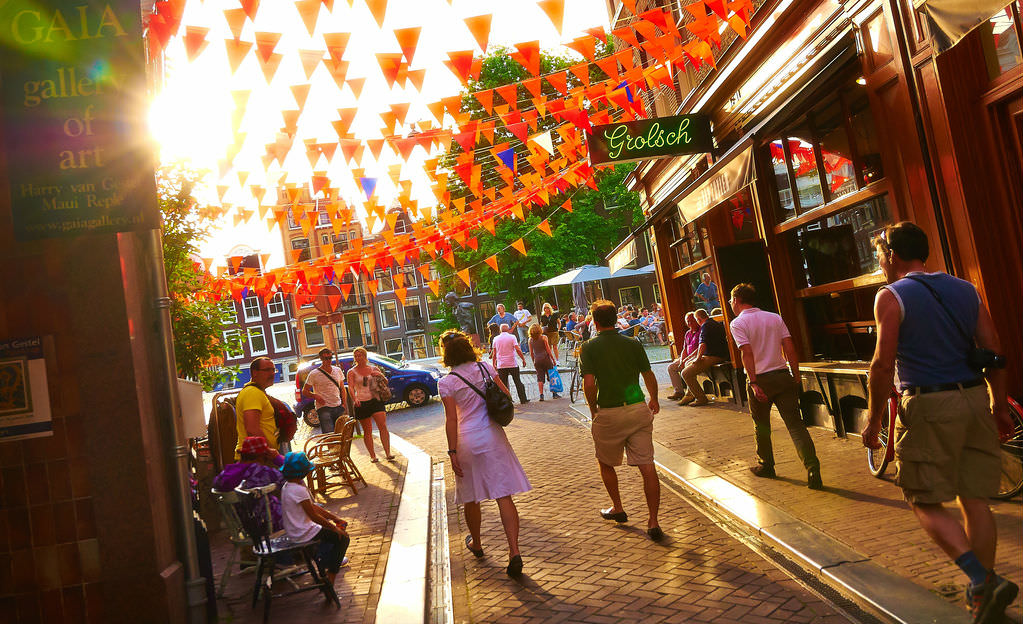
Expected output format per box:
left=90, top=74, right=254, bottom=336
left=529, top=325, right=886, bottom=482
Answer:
left=409, top=335, right=427, bottom=359
left=404, top=297, right=424, bottom=331
left=303, top=318, right=325, bottom=347
left=865, top=11, right=894, bottom=67
left=427, top=296, right=441, bottom=320
left=271, top=322, right=291, bottom=351
left=248, top=327, right=267, bottom=355
left=848, top=91, right=885, bottom=186
left=814, top=99, right=858, bottom=199
left=788, top=195, right=892, bottom=289
left=379, top=301, right=399, bottom=328
left=982, top=5, right=1022, bottom=77
left=384, top=338, right=403, bottom=359
left=769, top=139, right=797, bottom=221
left=786, top=130, right=825, bottom=211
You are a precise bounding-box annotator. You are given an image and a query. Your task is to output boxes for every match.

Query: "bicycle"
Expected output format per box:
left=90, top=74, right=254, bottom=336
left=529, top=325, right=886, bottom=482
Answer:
left=868, top=393, right=1023, bottom=500
left=568, top=343, right=583, bottom=403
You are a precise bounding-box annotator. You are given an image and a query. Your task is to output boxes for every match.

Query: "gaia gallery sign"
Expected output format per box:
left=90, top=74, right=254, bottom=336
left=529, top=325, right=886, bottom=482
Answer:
left=586, top=114, right=713, bottom=166
left=0, top=2, right=157, bottom=239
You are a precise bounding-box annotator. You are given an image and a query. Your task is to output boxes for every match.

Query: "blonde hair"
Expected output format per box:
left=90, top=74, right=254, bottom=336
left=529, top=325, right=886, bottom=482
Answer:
left=528, top=323, right=543, bottom=339
left=353, top=347, right=368, bottom=358
left=542, top=302, right=553, bottom=314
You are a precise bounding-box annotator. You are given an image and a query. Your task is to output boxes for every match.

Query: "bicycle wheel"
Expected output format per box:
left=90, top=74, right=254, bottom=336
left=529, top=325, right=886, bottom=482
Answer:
left=569, top=366, right=581, bottom=403
left=867, top=395, right=897, bottom=477
left=993, top=398, right=1023, bottom=500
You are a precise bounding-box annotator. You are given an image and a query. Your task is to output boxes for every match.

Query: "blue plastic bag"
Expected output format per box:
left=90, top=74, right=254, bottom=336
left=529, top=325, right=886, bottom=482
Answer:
left=548, top=367, right=564, bottom=393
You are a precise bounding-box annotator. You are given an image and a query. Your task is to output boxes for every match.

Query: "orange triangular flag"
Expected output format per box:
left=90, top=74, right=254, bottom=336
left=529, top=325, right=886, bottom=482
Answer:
left=322, top=32, right=351, bottom=63
left=511, top=40, right=541, bottom=75
left=259, top=52, right=284, bottom=84
left=456, top=268, right=471, bottom=286
left=394, top=26, right=421, bottom=64
left=428, top=280, right=440, bottom=296
left=484, top=255, right=499, bottom=272
left=241, top=0, right=260, bottom=20
left=183, top=26, right=209, bottom=61
left=254, top=32, right=281, bottom=63
left=365, top=0, right=388, bottom=27
left=295, top=0, right=321, bottom=36
left=346, top=77, right=366, bottom=97
left=394, top=287, right=407, bottom=306
left=537, top=0, right=565, bottom=33
left=561, top=198, right=573, bottom=212
left=446, top=50, right=475, bottom=83
left=224, top=39, right=252, bottom=74
left=565, top=35, right=596, bottom=60
left=463, top=13, right=492, bottom=51
left=298, top=49, right=324, bottom=79
left=547, top=71, right=568, bottom=94
left=510, top=238, right=527, bottom=255
left=537, top=219, right=553, bottom=236
left=223, top=8, right=247, bottom=40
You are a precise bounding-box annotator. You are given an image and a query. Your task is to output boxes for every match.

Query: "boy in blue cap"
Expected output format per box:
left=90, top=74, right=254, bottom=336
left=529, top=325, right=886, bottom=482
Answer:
left=280, top=452, right=351, bottom=585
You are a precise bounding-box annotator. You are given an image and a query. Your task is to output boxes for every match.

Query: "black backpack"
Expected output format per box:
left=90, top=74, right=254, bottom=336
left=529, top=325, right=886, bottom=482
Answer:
left=449, top=362, right=515, bottom=427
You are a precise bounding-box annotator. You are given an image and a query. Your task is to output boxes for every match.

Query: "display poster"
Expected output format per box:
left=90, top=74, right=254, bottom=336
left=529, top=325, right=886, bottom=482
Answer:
left=0, top=1, right=158, bottom=239
left=586, top=114, right=714, bottom=166
left=0, top=336, right=53, bottom=442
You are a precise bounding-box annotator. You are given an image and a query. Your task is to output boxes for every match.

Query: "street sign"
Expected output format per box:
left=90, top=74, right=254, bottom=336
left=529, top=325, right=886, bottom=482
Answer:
left=586, top=114, right=713, bottom=166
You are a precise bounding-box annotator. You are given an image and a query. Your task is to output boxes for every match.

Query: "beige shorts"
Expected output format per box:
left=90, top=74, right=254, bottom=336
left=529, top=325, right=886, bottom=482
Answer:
left=895, top=384, right=1001, bottom=504
left=591, top=402, right=655, bottom=466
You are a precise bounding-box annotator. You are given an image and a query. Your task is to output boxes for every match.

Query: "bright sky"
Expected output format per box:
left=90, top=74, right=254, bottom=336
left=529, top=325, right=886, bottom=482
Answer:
left=150, top=0, right=610, bottom=272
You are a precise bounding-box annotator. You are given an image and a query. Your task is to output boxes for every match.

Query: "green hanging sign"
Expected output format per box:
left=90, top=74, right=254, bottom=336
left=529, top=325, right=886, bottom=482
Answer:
left=0, top=1, right=158, bottom=240
left=586, top=114, right=713, bottom=166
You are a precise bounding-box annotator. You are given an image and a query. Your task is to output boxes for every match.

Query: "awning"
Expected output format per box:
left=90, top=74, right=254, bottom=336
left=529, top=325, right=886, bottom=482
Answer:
left=529, top=265, right=613, bottom=288
left=677, top=144, right=755, bottom=224
left=607, top=238, right=637, bottom=274
left=612, top=263, right=656, bottom=277
left=916, top=0, right=1010, bottom=52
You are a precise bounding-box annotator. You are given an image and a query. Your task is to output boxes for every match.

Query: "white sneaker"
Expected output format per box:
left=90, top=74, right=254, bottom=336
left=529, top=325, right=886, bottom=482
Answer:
left=340, top=556, right=350, bottom=568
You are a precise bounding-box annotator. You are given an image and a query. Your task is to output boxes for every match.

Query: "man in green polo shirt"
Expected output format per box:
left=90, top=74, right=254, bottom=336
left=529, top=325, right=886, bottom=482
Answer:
left=581, top=300, right=663, bottom=540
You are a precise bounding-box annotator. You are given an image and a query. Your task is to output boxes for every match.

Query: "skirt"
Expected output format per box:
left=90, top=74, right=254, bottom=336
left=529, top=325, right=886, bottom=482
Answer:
left=353, top=398, right=385, bottom=419
left=455, top=424, right=532, bottom=504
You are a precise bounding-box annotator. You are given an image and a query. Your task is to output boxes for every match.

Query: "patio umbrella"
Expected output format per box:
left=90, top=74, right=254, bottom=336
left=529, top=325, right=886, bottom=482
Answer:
left=572, top=282, right=588, bottom=315
left=529, top=264, right=613, bottom=289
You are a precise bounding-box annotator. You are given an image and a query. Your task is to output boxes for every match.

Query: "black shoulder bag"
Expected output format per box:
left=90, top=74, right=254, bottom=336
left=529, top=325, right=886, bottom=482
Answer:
left=448, top=363, right=515, bottom=426
left=904, top=275, right=1004, bottom=374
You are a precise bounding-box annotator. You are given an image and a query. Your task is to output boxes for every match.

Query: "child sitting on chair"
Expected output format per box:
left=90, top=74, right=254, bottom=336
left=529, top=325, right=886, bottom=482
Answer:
left=279, top=452, right=351, bottom=585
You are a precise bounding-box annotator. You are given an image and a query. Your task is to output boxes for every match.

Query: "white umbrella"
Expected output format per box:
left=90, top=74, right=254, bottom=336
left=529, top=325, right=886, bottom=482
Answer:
left=572, top=282, right=588, bottom=315
left=529, top=264, right=613, bottom=289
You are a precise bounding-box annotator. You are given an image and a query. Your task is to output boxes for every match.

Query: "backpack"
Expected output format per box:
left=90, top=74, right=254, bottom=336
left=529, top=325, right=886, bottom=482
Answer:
left=449, top=362, right=515, bottom=427
left=244, top=382, right=298, bottom=443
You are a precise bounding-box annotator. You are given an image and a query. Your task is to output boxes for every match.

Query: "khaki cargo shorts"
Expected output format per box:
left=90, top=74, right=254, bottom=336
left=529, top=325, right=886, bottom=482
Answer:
left=591, top=402, right=655, bottom=466
left=894, top=384, right=1000, bottom=504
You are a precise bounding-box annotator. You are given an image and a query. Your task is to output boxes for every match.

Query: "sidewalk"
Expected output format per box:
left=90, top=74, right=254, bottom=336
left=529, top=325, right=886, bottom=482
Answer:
left=207, top=438, right=407, bottom=623
left=396, top=402, right=856, bottom=624
left=646, top=384, right=1022, bottom=622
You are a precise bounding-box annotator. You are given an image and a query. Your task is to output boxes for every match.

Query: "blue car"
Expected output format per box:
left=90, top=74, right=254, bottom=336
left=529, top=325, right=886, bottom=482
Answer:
left=293, top=352, right=442, bottom=427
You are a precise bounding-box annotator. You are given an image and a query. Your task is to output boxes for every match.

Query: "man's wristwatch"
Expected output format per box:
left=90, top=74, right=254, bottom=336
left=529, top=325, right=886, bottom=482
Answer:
left=447, top=449, right=457, bottom=455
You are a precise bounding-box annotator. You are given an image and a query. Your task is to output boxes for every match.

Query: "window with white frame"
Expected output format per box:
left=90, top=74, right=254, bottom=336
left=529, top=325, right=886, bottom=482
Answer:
left=384, top=338, right=404, bottom=359
left=223, top=329, right=244, bottom=359
left=248, top=327, right=268, bottom=355
left=267, top=293, right=286, bottom=317
left=408, top=334, right=427, bottom=359
left=317, top=210, right=331, bottom=226
left=287, top=211, right=299, bottom=230
left=618, top=286, right=642, bottom=308
left=333, top=232, right=348, bottom=254
left=219, top=301, right=238, bottom=324
left=320, top=233, right=331, bottom=247
left=426, top=295, right=441, bottom=320
left=403, top=297, right=424, bottom=331
left=379, top=300, right=399, bottom=329
left=400, top=264, right=417, bottom=288
left=303, top=318, right=325, bottom=347
left=291, top=237, right=310, bottom=263
left=270, top=322, right=291, bottom=352
left=243, top=296, right=261, bottom=322
left=393, top=217, right=409, bottom=234
left=375, top=268, right=394, bottom=292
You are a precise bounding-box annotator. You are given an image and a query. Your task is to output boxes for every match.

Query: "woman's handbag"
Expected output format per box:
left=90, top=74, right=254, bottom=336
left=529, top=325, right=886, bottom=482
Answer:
left=449, top=363, right=515, bottom=426
left=368, top=369, right=393, bottom=402
left=547, top=367, right=564, bottom=394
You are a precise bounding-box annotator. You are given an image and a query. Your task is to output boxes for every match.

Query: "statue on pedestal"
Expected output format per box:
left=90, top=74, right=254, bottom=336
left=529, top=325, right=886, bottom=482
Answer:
left=444, top=291, right=479, bottom=346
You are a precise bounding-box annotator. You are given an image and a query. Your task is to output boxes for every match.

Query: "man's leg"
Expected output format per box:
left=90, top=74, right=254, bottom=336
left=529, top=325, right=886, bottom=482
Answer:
left=959, top=497, right=997, bottom=569
left=748, top=386, right=776, bottom=472
left=911, top=502, right=972, bottom=561
left=770, top=375, right=820, bottom=473
left=666, top=358, right=686, bottom=398
left=637, top=463, right=660, bottom=529
left=317, top=406, right=336, bottom=435
left=509, top=367, right=528, bottom=403
left=680, top=357, right=721, bottom=403
left=598, top=461, right=624, bottom=513
left=498, top=367, right=512, bottom=391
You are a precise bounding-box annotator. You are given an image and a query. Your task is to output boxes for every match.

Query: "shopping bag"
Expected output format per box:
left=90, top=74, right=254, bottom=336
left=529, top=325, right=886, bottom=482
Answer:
left=548, top=367, right=564, bottom=393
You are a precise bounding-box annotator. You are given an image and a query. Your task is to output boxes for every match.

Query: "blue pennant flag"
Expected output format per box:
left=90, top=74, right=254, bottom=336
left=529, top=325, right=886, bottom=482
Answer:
left=359, top=177, right=378, bottom=199
left=497, top=147, right=516, bottom=171
left=615, top=81, right=634, bottom=102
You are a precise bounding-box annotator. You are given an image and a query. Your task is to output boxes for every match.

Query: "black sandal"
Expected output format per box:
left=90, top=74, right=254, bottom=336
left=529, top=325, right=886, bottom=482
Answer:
left=507, top=555, right=523, bottom=577
left=465, top=535, right=484, bottom=558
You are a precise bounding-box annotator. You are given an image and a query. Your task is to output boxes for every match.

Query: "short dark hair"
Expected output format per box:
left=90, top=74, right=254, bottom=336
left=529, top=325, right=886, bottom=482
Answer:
left=439, top=330, right=479, bottom=367
left=874, top=221, right=929, bottom=262
left=730, top=283, right=756, bottom=306
left=318, top=348, right=332, bottom=358
left=249, top=356, right=273, bottom=375
left=590, top=299, right=617, bottom=328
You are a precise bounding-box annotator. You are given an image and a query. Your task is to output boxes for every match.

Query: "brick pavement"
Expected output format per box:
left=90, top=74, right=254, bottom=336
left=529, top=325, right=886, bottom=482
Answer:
left=207, top=438, right=406, bottom=624
left=396, top=401, right=854, bottom=623
left=647, top=381, right=1022, bottom=623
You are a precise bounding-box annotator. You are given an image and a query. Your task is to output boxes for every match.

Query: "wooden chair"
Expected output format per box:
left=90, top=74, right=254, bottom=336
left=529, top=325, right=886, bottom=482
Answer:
left=305, top=420, right=366, bottom=498
left=211, top=489, right=252, bottom=598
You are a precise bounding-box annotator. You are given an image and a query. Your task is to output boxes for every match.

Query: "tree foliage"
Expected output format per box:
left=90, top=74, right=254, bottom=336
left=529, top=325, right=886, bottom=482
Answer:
left=159, top=165, right=240, bottom=390
left=437, top=45, right=642, bottom=305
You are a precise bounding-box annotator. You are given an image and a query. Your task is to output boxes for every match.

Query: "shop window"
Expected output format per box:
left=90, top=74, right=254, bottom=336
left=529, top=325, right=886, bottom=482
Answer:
left=848, top=91, right=885, bottom=186
left=814, top=100, right=858, bottom=200
left=769, top=139, right=797, bottom=221
left=618, top=286, right=642, bottom=307
left=220, top=302, right=238, bottom=325
left=981, top=4, right=1023, bottom=78
left=409, top=334, right=428, bottom=359
left=786, top=129, right=825, bottom=211
left=788, top=195, right=892, bottom=289
left=303, top=318, right=325, bottom=347
left=404, top=297, right=424, bottom=331
left=802, top=288, right=878, bottom=360
left=667, top=214, right=710, bottom=273
left=270, top=322, right=291, bottom=352
left=688, top=269, right=722, bottom=314
left=378, top=300, right=400, bottom=329
left=384, top=338, right=404, bottom=359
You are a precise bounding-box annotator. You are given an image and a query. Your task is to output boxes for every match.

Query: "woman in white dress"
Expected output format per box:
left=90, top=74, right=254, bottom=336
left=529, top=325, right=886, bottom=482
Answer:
left=438, top=330, right=532, bottom=577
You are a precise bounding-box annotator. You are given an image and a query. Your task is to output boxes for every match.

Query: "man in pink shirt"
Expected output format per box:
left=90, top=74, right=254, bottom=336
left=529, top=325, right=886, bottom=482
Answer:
left=492, top=323, right=529, bottom=404
left=729, top=283, right=822, bottom=490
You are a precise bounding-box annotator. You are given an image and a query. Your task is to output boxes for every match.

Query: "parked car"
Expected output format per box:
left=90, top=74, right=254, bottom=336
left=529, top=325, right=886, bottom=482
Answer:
left=293, top=352, right=442, bottom=427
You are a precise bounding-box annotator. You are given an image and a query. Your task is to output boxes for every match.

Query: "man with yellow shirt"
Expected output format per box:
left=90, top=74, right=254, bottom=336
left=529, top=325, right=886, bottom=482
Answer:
left=235, top=357, right=279, bottom=459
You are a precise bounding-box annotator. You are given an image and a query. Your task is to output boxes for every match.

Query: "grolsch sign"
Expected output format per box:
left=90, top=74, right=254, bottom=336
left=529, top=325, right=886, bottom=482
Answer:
left=586, top=114, right=713, bottom=166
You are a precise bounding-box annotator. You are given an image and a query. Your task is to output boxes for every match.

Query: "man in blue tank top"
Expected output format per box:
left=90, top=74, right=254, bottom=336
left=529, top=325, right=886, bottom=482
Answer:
left=862, top=222, right=1015, bottom=623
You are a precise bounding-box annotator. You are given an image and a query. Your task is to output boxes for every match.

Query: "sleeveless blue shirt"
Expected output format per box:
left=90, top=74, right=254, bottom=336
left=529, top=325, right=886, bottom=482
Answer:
left=884, top=272, right=980, bottom=388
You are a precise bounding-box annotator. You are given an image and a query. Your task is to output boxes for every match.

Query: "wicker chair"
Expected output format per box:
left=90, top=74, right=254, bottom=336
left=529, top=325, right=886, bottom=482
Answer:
left=306, top=419, right=366, bottom=498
